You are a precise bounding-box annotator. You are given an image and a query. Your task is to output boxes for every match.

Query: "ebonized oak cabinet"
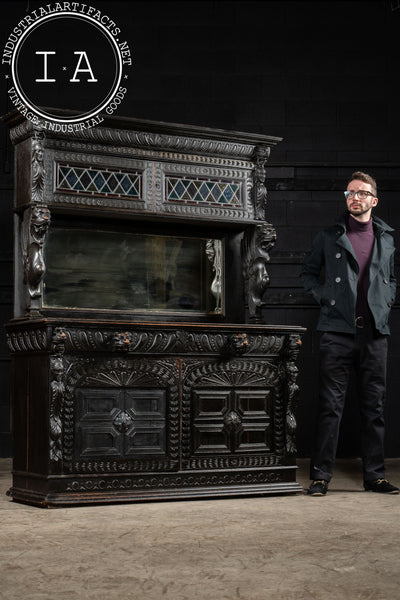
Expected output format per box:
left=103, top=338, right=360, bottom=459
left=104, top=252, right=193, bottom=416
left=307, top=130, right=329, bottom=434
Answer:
left=4, top=111, right=305, bottom=506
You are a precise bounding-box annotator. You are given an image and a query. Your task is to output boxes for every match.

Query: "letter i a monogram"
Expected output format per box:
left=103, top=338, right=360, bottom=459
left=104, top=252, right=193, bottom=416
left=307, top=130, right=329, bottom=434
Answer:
left=69, top=52, right=98, bottom=82
left=8, top=7, right=130, bottom=126
left=35, top=50, right=98, bottom=83
left=35, top=51, right=56, bottom=82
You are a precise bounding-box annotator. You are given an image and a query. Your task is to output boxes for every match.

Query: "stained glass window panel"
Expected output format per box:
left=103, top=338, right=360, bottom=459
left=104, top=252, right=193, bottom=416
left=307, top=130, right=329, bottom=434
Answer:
left=166, top=176, right=241, bottom=206
left=57, top=164, right=141, bottom=199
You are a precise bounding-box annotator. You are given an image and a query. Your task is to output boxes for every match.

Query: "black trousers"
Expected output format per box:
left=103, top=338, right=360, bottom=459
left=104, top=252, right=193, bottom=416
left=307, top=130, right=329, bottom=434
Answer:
left=310, top=330, right=388, bottom=483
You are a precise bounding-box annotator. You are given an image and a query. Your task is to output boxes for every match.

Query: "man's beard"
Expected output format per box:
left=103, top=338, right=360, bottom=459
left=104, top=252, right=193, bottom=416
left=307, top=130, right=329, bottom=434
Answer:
left=349, top=203, right=372, bottom=217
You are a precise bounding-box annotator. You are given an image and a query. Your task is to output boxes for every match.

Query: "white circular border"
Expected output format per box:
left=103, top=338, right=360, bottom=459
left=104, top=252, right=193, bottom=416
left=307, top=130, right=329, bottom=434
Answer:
left=10, top=11, right=123, bottom=124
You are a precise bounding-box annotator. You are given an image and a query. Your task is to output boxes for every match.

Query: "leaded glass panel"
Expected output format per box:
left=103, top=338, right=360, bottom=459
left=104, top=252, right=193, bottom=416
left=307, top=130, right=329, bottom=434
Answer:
left=57, top=164, right=142, bottom=199
left=166, top=176, right=240, bottom=206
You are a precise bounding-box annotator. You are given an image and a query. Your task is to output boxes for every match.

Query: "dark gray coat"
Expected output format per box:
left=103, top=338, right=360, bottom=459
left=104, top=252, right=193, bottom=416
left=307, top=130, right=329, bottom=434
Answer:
left=301, top=212, right=396, bottom=335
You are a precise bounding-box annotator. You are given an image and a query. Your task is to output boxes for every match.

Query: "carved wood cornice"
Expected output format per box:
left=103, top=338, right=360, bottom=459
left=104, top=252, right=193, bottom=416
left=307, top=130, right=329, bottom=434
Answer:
left=4, top=110, right=282, bottom=160
left=6, top=119, right=269, bottom=160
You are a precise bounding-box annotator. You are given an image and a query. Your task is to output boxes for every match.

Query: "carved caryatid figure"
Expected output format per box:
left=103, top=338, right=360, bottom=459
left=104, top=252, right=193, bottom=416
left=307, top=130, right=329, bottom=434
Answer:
left=22, top=204, right=51, bottom=299
left=242, top=222, right=276, bottom=322
left=206, top=239, right=222, bottom=313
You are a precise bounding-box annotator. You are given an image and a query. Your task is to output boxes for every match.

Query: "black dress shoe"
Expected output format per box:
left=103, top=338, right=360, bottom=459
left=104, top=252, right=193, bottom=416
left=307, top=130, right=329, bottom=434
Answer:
left=307, top=480, right=328, bottom=496
left=364, top=478, right=400, bottom=494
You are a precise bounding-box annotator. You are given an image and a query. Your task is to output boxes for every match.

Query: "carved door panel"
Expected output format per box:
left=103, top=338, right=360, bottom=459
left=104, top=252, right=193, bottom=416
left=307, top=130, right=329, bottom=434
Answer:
left=63, top=356, right=180, bottom=474
left=75, top=387, right=167, bottom=459
left=191, top=388, right=272, bottom=455
left=181, top=359, right=282, bottom=470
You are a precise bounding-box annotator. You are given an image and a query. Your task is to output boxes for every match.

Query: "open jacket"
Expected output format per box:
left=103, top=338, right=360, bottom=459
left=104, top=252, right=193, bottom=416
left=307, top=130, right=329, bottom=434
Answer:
left=301, top=212, right=396, bottom=335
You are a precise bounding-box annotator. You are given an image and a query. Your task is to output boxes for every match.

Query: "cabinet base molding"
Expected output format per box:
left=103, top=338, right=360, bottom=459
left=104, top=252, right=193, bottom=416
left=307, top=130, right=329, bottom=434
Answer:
left=10, top=467, right=302, bottom=507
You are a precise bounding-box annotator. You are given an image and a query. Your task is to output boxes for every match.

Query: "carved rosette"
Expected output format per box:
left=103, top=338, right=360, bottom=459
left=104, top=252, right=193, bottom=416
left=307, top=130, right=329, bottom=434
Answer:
left=242, top=222, right=276, bottom=323
left=113, top=410, right=134, bottom=433
left=223, top=410, right=243, bottom=433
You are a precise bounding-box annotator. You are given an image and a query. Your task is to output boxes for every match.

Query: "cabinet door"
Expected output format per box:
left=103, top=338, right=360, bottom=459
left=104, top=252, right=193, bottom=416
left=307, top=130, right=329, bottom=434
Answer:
left=75, top=387, right=167, bottom=458
left=191, top=388, right=272, bottom=455
left=63, top=356, right=180, bottom=474
left=181, top=358, right=283, bottom=470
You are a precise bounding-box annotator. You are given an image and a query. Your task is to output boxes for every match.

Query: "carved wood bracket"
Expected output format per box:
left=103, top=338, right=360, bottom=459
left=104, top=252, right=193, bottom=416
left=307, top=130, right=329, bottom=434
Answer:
left=252, top=145, right=270, bottom=220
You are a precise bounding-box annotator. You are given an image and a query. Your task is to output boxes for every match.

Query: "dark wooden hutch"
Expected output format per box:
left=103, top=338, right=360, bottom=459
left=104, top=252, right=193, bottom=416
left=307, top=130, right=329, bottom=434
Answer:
left=4, top=110, right=305, bottom=506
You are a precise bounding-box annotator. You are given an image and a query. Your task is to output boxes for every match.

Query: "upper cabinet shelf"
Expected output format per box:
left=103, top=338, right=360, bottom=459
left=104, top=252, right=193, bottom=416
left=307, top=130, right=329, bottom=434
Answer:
left=3, top=110, right=281, bottom=224
left=3, top=110, right=281, bottom=324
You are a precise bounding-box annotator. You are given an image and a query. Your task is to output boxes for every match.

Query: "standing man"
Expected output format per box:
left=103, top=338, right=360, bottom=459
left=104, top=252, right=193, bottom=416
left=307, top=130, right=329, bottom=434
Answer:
left=301, top=171, right=399, bottom=496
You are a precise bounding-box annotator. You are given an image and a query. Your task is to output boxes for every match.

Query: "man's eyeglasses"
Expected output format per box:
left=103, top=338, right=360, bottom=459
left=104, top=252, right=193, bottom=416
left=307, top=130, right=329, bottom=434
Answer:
left=344, top=190, right=375, bottom=200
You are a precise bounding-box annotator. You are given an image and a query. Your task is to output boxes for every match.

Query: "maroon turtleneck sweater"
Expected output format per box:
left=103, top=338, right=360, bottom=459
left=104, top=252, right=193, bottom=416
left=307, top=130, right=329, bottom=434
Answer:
left=346, top=214, right=375, bottom=320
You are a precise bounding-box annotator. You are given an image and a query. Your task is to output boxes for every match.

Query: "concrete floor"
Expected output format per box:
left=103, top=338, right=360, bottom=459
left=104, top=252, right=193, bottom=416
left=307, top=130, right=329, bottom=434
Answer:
left=1, top=458, right=399, bottom=600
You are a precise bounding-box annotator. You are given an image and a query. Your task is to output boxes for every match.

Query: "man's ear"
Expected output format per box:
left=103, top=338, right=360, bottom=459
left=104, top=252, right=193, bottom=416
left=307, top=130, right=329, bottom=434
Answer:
left=373, top=197, right=378, bottom=208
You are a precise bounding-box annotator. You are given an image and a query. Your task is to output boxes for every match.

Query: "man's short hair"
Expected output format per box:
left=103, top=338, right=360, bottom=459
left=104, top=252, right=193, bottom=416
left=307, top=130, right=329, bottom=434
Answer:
left=348, top=171, right=377, bottom=197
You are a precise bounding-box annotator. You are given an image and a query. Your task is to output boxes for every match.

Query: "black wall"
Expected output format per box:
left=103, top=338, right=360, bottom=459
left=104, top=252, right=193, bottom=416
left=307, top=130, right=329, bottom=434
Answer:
left=1, top=0, right=400, bottom=458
